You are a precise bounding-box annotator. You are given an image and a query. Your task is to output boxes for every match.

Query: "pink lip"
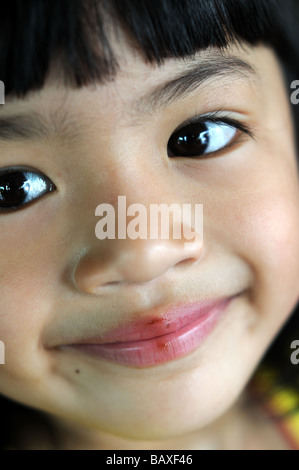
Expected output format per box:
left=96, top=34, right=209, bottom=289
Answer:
left=64, top=296, right=235, bottom=368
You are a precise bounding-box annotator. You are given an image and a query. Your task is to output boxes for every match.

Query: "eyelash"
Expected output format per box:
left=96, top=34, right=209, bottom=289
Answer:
left=0, top=112, right=252, bottom=214
left=0, top=167, right=56, bottom=214
left=167, top=111, right=254, bottom=159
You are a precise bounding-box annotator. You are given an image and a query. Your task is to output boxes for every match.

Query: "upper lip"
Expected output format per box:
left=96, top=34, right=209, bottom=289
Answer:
left=57, top=296, right=235, bottom=347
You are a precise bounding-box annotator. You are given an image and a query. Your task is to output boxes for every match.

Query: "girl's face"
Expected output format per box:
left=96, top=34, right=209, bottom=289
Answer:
left=1, top=39, right=299, bottom=447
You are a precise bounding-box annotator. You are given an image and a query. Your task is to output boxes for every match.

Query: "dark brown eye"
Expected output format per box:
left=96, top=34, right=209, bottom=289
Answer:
left=0, top=169, right=56, bottom=212
left=167, top=121, right=237, bottom=157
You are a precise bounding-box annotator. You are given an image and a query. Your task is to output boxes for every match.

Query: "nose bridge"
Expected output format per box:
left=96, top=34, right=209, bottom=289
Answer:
left=71, top=132, right=203, bottom=294
left=73, top=196, right=203, bottom=294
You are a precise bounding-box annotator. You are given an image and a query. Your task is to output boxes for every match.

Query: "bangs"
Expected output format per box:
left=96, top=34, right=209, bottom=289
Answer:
left=1, top=0, right=298, bottom=96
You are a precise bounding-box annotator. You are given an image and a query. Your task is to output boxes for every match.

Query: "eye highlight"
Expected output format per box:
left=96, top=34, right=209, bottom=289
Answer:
left=0, top=168, right=56, bottom=213
left=167, top=115, right=252, bottom=158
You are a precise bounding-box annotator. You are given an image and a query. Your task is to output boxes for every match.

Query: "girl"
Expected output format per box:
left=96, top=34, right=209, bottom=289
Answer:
left=1, top=0, right=299, bottom=450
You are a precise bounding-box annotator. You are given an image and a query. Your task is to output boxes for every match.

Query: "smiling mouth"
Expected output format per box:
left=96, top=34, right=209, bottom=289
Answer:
left=59, top=296, right=236, bottom=368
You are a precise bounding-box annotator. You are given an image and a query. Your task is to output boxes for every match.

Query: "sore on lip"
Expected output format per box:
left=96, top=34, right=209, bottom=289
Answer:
left=62, top=297, right=234, bottom=368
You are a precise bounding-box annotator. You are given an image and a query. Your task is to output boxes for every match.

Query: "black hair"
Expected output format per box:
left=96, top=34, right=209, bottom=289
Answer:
left=1, top=0, right=299, bottom=449
left=1, top=0, right=299, bottom=97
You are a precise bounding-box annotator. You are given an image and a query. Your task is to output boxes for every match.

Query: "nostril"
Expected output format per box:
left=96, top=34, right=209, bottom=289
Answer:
left=73, top=230, right=204, bottom=294
left=102, top=281, right=123, bottom=287
left=175, top=255, right=201, bottom=268
left=176, top=258, right=193, bottom=267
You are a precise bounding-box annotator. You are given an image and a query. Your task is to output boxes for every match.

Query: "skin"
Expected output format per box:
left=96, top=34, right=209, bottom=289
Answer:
left=0, top=38, right=299, bottom=449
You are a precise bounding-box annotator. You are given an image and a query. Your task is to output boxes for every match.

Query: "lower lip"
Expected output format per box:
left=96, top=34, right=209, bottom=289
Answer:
left=66, top=297, right=234, bottom=368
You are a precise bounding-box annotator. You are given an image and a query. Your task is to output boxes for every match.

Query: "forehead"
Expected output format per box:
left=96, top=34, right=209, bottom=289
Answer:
left=3, top=42, right=262, bottom=117
left=0, top=44, right=283, bottom=151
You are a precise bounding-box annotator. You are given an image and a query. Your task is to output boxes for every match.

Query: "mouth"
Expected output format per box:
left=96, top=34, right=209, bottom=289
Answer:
left=59, top=296, right=236, bottom=368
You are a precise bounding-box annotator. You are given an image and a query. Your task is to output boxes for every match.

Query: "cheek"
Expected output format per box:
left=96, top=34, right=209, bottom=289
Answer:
left=200, top=115, right=299, bottom=328
left=221, top=159, right=299, bottom=318
left=0, top=200, right=61, bottom=371
left=237, top=193, right=299, bottom=285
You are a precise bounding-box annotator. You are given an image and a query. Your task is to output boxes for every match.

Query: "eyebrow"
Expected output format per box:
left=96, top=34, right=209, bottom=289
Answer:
left=0, top=108, right=79, bottom=143
left=0, top=55, right=257, bottom=142
left=133, top=55, right=257, bottom=114
left=0, top=112, right=51, bottom=141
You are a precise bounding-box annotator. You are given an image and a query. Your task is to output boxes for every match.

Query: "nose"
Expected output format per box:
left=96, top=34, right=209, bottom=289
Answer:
left=73, top=213, right=203, bottom=295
